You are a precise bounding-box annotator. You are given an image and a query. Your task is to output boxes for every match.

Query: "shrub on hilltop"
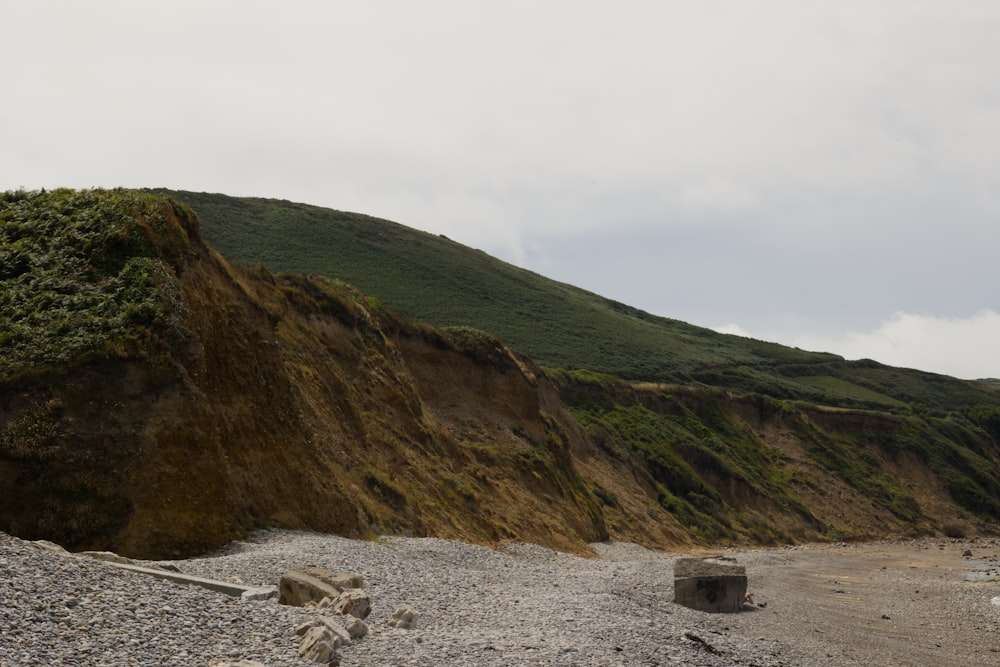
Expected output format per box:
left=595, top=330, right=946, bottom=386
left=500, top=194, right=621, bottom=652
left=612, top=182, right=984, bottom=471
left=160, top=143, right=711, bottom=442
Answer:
left=0, top=189, right=196, bottom=382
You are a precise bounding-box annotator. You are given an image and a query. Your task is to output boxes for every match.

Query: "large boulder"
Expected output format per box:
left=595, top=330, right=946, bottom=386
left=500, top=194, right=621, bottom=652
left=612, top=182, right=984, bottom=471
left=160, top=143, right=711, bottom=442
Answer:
left=278, top=566, right=364, bottom=607
left=673, top=556, right=747, bottom=613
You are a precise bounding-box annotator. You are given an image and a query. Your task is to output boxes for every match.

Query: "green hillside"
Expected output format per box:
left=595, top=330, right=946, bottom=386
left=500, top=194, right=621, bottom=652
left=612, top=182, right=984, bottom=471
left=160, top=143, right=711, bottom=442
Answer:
left=160, top=190, right=1000, bottom=418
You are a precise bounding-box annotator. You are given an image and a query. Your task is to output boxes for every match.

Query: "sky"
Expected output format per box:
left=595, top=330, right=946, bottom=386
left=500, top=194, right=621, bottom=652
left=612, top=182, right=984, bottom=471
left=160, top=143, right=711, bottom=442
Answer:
left=3, top=1, right=998, bottom=379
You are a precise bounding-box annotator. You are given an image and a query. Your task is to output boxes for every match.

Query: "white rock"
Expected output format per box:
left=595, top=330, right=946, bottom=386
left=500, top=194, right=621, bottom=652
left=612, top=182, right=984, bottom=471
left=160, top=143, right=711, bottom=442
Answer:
left=30, top=539, right=67, bottom=553
left=240, top=585, right=278, bottom=601
left=386, top=605, right=419, bottom=629
left=79, top=550, right=134, bottom=565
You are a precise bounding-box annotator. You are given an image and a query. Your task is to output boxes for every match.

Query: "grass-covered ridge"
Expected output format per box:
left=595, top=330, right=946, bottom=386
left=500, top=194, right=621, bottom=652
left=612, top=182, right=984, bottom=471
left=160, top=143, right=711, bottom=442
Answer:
left=163, top=190, right=1000, bottom=416
left=0, top=189, right=195, bottom=381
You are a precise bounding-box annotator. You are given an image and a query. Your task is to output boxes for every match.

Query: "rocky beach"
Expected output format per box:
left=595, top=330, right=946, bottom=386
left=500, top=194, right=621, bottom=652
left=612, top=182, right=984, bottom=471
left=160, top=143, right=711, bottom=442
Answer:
left=2, top=530, right=998, bottom=666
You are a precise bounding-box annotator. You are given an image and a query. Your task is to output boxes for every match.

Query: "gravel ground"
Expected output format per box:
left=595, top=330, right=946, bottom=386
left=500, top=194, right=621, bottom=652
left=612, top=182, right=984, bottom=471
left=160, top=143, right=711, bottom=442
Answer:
left=2, top=530, right=998, bottom=666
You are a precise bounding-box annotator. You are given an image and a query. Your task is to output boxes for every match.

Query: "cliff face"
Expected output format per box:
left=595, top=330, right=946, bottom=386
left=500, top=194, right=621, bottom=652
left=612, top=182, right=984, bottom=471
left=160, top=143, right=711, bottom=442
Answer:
left=556, top=377, right=1000, bottom=544
left=0, top=193, right=615, bottom=557
left=2, top=190, right=998, bottom=558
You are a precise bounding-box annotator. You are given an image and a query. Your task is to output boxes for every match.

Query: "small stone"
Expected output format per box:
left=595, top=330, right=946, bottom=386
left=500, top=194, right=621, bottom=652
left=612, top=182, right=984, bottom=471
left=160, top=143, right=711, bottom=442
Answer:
left=295, top=620, right=316, bottom=636
left=340, top=615, right=368, bottom=639
left=332, top=588, right=371, bottom=619
left=386, top=605, right=419, bottom=629
left=316, top=617, right=353, bottom=646
left=79, top=551, right=134, bottom=565
left=30, top=540, right=67, bottom=553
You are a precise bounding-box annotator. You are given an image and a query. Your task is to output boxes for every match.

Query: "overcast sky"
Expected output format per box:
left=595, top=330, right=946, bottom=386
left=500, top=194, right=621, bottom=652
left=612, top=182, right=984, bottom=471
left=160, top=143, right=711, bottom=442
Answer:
left=4, top=1, right=998, bottom=379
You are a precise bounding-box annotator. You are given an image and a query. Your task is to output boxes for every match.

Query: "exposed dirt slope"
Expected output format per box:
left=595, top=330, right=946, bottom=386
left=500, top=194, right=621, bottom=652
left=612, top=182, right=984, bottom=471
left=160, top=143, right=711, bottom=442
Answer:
left=1, top=214, right=623, bottom=557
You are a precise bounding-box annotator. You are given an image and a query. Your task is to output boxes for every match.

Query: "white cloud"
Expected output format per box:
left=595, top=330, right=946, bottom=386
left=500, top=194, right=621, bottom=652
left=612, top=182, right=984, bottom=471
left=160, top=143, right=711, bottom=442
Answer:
left=3, top=1, right=999, bottom=386
left=716, top=311, right=1000, bottom=380
left=713, top=323, right=753, bottom=338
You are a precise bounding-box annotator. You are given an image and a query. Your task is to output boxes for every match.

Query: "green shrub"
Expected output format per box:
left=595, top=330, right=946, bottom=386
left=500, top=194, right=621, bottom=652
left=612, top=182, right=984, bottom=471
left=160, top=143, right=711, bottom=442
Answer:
left=0, top=189, right=192, bottom=381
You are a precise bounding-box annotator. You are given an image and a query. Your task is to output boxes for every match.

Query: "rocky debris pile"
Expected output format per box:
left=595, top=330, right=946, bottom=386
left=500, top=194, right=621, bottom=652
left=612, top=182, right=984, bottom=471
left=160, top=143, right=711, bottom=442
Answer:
left=4, top=529, right=800, bottom=666
left=278, top=566, right=374, bottom=664
left=167, top=531, right=815, bottom=666
left=13, top=542, right=385, bottom=666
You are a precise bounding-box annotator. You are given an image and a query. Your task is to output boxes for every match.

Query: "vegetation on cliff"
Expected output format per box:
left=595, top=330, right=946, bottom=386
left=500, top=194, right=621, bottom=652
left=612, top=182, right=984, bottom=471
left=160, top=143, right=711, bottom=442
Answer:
left=0, top=189, right=195, bottom=381
left=553, top=369, right=1000, bottom=542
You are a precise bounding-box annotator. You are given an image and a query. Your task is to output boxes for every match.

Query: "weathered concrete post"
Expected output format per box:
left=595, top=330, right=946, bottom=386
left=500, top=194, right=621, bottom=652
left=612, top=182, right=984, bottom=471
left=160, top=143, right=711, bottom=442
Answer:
left=673, top=556, right=747, bottom=613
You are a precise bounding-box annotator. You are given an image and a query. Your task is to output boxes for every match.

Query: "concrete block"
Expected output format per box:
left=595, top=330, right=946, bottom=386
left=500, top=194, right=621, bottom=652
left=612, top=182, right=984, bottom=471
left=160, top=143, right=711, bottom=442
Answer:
left=673, top=556, right=747, bottom=613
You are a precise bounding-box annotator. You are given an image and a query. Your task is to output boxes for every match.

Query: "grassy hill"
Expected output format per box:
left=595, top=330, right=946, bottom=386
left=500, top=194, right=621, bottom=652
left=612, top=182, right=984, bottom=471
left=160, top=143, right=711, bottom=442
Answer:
left=161, top=190, right=1000, bottom=417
